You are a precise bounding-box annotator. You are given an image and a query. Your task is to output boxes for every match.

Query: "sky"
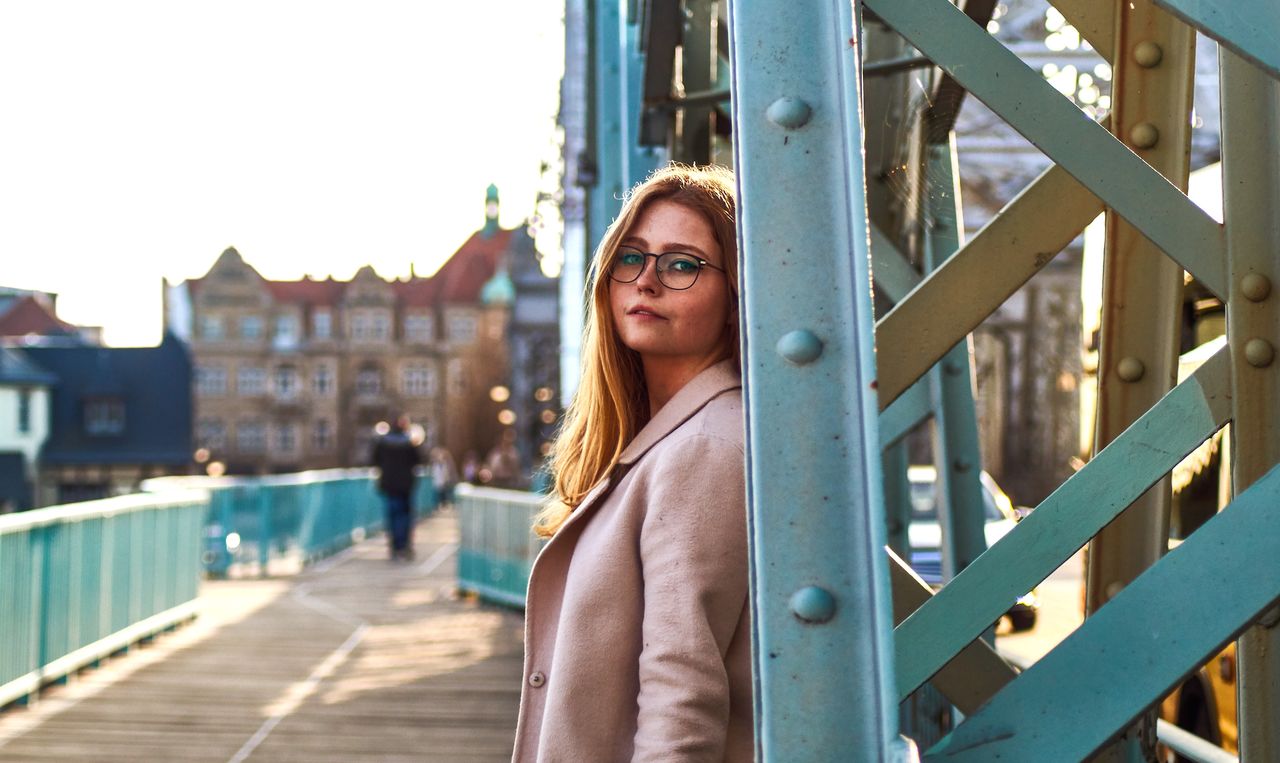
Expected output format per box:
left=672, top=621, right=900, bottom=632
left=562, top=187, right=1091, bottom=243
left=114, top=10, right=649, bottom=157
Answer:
left=0, top=1, right=565, bottom=346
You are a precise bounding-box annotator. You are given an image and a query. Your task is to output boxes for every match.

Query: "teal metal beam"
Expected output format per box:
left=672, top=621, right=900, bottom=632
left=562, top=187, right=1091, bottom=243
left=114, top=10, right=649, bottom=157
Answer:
left=862, top=0, right=1228, bottom=300
left=924, top=463, right=1280, bottom=762
left=895, top=347, right=1232, bottom=699
left=880, top=377, right=931, bottom=449
left=729, top=0, right=902, bottom=757
left=922, top=139, right=987, bottom=579
left=1153, top=0, right=1280, bottom=80
left=870, top=225, right=922, bottom=305
left=883, top=444, right=913, bottom=557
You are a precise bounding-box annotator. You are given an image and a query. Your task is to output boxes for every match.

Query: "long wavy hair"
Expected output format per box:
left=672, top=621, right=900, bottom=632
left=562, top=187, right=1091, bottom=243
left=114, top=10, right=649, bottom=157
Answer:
left=535, top=164, right=740, bottom=538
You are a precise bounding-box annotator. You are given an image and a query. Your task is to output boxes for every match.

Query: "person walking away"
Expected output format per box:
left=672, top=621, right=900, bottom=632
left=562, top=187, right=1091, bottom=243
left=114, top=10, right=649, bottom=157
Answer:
left=372, top=415, right=422, bottom=561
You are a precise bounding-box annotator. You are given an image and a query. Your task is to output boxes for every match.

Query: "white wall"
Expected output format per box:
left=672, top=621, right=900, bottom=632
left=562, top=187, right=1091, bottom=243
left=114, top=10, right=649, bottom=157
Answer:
left=0, top=385, right=50, bottom=474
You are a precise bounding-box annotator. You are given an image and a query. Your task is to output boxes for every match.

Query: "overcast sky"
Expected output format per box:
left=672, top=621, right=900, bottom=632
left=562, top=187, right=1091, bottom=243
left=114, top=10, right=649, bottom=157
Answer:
left=0, top=1, right=565, bottom=346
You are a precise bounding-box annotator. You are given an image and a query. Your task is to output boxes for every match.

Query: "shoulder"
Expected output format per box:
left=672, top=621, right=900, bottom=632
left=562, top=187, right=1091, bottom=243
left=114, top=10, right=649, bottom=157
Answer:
left=667, top=388, right=744, bottom=454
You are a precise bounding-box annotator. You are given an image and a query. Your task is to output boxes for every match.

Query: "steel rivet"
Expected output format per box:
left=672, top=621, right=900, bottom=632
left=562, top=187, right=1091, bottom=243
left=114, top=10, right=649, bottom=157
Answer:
left=944, top=360, right=962, bottom=376
left=1245, top=338, right=1274, bottom=368
left=1241, top=273, right=1272, bottom=302
left=1260, top=605, right=1280, bottom=629
left=1129, top=122, right=1159, bottom=149
left=766, top=97, right=813, bottom=130
left=776, top=330, right=823, bottom=365
left=1117, top=356, right=1145, bottom=382
left=1133, top=41, right=1163, bottom=67
left=790, top=586, right=837, bottom=624
left=1105, top=582, right=1124, bottom=601
left=953, top=459, right=971, bottom=473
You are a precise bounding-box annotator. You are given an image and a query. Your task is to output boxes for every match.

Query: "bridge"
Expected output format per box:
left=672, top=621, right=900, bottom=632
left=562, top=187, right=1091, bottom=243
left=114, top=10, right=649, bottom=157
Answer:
left=0, top=476, right=526, bottom=762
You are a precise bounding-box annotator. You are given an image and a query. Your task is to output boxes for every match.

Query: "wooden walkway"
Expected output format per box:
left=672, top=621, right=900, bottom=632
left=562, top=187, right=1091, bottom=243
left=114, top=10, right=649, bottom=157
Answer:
left=0, top=509, right=525, bottom=762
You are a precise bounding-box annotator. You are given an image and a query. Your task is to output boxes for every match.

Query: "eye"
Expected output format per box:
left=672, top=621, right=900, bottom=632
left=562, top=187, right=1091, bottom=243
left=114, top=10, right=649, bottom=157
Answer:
left=617, top=249, right=645, bottom=266
left=664, top=254, right=701, bottom=273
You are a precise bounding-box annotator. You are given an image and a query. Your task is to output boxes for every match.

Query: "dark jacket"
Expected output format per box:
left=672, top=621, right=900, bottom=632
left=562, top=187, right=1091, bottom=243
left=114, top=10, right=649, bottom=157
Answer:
left=372, top=430, right=421, bottom=495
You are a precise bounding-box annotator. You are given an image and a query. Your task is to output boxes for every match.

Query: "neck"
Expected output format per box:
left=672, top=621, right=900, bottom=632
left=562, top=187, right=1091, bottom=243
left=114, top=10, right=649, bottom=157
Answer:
left=643, top=355, right=721, bottom=417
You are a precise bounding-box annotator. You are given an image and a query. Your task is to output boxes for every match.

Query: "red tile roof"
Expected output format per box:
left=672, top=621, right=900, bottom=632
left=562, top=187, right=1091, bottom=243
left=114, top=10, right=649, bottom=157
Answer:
left=186, top=229, right=515, bottom=308
left=0, top=296, right=77, bottom=337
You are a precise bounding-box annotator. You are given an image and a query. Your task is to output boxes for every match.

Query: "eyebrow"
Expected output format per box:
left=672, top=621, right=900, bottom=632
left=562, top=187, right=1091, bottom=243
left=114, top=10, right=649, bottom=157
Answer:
left=620, top=236, right=710, bottom=258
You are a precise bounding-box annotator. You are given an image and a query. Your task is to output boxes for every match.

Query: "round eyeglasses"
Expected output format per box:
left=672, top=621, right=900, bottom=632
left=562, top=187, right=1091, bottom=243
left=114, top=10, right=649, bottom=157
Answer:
left=607, top=247, right=727, bottom=291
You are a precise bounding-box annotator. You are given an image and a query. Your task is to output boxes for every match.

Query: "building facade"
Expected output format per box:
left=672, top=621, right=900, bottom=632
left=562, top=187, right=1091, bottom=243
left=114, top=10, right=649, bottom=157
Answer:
left=169, top=197, right=524, bottom=474
left=0, top=347, right=54, bottom=511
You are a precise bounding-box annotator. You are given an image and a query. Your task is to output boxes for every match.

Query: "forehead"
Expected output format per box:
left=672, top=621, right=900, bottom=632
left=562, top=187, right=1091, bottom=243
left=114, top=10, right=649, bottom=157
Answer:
left=624, top=200, right=717, bottom=247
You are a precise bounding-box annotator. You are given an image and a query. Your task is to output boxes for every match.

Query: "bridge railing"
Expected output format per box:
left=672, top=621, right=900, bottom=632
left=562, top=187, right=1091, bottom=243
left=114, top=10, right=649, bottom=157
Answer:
left=0, top=490, right=207, bottom=708
left=455, top=484, right=543, bottom=608
left=142, top=469, right=437, bottom=577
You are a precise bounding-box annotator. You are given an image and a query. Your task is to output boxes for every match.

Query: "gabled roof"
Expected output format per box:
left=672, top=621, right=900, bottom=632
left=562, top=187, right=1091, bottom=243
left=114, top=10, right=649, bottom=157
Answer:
left=0, top=347, right=56, bottom=386
left=264, top=277, right=348, bottom=305
left=19, top=334, right=192, bottom=466
left=0, top=296, right=77, bottom=338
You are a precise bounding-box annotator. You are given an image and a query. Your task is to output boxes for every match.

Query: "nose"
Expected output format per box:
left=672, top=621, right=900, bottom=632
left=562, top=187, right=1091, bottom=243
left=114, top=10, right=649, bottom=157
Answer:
left=633, top=255, right=663, bottom=292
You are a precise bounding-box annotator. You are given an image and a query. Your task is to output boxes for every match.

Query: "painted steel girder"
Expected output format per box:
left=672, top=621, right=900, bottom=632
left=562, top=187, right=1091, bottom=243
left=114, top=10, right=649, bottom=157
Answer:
left=1155, top=0, right=1280, bottom=80
left=728, top=0, right=901, bottom=757
left=924, top=462, right=1280, bottom=762
left=862, top=0, right=1227, bottom=300
left=894, top=347, right=1232, bottom=700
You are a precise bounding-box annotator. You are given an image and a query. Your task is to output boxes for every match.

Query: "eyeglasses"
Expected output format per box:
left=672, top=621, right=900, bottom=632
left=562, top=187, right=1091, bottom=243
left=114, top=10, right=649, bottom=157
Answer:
left=607, top=247, right=727, bottom=291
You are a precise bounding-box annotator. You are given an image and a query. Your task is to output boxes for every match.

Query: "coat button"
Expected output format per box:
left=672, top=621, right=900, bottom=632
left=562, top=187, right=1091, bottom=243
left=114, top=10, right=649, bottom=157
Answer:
left=528, top=671, right=546, bottom=688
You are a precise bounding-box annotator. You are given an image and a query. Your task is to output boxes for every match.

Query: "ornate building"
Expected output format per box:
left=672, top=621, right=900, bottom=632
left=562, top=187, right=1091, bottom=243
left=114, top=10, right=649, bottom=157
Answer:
left=168, top=192, right=526, bottom=474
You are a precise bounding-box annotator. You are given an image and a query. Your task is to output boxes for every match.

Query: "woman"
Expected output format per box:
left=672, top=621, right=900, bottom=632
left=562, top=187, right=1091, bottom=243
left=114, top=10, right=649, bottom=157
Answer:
left=512, top=164, right=751, bottom=762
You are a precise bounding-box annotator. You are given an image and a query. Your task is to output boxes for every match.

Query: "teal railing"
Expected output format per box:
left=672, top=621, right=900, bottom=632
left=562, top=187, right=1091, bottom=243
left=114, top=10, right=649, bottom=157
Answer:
left=455, top=484, right=543, bottom=608
left=0, top=491, right=206, bottom=707
left=143, top=469, right=437, bottom=577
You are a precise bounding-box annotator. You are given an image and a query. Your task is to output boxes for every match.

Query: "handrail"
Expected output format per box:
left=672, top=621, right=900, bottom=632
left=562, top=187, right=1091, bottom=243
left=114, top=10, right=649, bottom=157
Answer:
left=454, top=484, right=543, bottom=608
left=0, top=491, right=205, bottom=707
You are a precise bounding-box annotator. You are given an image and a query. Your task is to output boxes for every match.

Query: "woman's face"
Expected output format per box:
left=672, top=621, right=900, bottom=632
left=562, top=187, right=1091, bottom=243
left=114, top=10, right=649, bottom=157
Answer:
left=608, top=199, right=734, bottom=375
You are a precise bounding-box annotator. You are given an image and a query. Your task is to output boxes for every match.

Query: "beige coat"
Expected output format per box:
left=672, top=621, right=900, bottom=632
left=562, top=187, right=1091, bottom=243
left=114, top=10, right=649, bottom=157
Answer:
left=512, top=361, right=753, bottom=762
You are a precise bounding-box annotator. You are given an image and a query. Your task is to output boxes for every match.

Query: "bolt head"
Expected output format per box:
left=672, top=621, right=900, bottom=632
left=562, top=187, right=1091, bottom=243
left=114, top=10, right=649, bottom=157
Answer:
left=1116, top=356, right=1145, bottom=382
left=1128, top=122, right=1160, bottom=149
left=1133, top=41, right=1163, bottom=67
left=790, top=586, right=837, bottom=624
left=766, top=97, right=813, bottom=130
left=1241, top=273, right=1272, bottom=302
left=776, top=330, right=823, bottom=365
left=1245, top=338, right=1274, bottom=368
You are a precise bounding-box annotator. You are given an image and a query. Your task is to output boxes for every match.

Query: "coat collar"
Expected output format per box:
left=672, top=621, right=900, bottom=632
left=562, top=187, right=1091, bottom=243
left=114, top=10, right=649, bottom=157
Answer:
left=544, top=360, right=742, bottom=545
left=617, top=359, right=742, bottom=465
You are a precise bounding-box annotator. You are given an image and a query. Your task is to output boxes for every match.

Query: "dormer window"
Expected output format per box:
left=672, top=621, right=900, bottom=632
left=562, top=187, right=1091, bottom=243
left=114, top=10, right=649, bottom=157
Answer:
left=84, top=397, right=126, bottom=436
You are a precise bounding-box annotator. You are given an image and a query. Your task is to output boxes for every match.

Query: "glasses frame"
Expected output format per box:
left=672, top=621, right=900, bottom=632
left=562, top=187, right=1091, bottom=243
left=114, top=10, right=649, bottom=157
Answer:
left=607, top=247, right=727, bottom=291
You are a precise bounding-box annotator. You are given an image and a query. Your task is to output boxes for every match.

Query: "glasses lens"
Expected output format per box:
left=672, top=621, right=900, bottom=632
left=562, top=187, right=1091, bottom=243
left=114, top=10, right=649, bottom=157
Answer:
left=657, top=252, right=701, bottom=289
left=610, top=248, right=646, bottom=283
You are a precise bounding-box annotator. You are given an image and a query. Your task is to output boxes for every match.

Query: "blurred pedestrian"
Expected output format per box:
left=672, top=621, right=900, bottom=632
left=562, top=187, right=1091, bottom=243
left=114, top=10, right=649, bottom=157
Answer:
left=429, top=446, right=458, bottom=506
left=371, top=415, right=422, bottom=561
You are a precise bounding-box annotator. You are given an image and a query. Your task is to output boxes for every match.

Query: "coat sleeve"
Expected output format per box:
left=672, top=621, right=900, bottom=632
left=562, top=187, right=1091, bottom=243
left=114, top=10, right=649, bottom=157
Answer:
left=633, top=433, right=749, bottom=761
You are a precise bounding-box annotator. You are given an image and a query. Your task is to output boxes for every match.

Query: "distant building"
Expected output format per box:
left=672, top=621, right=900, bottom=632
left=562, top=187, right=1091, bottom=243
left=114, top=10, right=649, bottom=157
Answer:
left=0, top=287, right=104, bottom=344
left=169, top=189, right=526, bottom=474
left=15, top=334, right=194, bottom=506
left=0, top=347, right=55, bottom=511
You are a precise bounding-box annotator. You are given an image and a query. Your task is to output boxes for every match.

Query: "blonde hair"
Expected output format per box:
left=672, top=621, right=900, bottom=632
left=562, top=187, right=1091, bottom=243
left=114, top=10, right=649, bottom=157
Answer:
left=535, top=164, right=740, bottom=538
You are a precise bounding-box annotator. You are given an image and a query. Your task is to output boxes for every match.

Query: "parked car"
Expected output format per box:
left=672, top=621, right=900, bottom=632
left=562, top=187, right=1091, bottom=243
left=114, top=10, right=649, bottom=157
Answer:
left=905, top=465, right=1039, bottom=632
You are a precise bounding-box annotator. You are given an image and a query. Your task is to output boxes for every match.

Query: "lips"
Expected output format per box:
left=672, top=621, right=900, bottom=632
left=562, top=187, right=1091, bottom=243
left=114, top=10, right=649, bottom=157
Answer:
left=627, top=305, right=667, bottom=320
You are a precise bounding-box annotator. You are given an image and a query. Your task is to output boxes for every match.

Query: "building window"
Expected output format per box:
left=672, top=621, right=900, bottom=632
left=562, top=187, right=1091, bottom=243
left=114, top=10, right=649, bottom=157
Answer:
left=200, top=315, right=225, bottom=340
left=274, top=365, right=300, bottom=399
left=17, top=389, right=31, bottom=434
left=236, top=420, right=267, bottom=453
left=447, top=314, right=478, bottom=345
left=237, top=366, right=267, bottom=396
left=196, top=418, right=227, bottom=450
left=405, top=314, right=435, bottom=344
left=372, top=312, right=390, bottom=341
left=356, top=366, right=383, bottom=397
left=312, top=419, right=333, bottom=451
left=240, top=315, right=264, bottom=340
left=84, top=398, right=126, bottom=436
left=275, top=422, right=299, bottom=454
left=312, top=309, right=332, bottom=340
left=274, top=314, right=299, bottom=348
left=312, top=364, right=334, bottom=396
left=196, top=365, right=227, bottom=396
left=401, top=364, right=437, bottom=397
left=447, top=359, right=467, bottom=397
left=351, top=310, right=391, bottom=342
